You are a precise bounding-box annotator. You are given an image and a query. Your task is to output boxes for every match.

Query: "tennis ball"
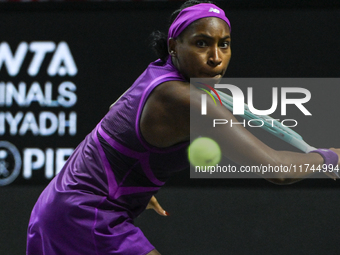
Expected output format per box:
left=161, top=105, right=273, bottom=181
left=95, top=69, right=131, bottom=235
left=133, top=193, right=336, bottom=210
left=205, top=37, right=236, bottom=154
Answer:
left=188, top=137, right=221, bottom=167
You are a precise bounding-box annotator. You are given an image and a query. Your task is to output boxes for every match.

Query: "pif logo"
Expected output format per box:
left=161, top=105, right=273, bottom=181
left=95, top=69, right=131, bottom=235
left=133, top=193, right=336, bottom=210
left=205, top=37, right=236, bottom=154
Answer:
left=0, top=141, right=21, bottom=186
left=200, top=83, right=312, bottom=116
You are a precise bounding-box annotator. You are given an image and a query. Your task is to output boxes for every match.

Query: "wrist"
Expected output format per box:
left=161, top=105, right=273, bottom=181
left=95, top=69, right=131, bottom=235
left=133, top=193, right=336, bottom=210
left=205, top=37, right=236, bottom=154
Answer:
left=309, top=149, right=339, bottom=177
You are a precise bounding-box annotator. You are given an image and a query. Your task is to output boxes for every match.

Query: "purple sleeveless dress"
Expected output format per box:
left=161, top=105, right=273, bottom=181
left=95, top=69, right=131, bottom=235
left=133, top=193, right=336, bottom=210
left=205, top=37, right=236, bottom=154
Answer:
left=27, top=57, right=189, bottom=255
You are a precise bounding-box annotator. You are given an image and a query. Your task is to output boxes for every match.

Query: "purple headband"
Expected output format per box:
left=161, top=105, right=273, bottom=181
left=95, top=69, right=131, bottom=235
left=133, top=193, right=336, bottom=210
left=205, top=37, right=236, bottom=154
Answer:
left=168, top=3, right=231, bottom=40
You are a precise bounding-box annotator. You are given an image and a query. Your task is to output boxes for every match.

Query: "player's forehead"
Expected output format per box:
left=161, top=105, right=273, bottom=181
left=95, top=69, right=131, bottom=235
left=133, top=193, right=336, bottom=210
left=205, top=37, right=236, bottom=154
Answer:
left=181, top=17, right=230, bottom=39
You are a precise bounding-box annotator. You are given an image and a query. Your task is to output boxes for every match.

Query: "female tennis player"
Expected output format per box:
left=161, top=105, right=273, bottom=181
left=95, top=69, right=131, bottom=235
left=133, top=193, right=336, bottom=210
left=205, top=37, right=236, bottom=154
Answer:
left=26, top=1, right=340, bottom=254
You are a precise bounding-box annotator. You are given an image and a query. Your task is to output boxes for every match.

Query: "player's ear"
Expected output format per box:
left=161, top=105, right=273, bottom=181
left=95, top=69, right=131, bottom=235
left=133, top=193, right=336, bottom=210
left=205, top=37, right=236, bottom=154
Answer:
left=168, top=38, right=177, bottom=57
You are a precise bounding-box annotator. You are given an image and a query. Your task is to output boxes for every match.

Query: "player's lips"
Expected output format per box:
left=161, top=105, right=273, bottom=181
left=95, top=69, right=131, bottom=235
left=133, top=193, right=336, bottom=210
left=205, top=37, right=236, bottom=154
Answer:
left=204, top=73, right=223, bottom=79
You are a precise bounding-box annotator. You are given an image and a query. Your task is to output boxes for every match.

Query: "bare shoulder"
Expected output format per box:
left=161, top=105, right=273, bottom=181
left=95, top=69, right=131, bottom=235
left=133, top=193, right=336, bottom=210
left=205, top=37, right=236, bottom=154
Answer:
left=152, top=80, right=191, bottom=106
left=140, top=80, right=192, bottom=148
left=150, top=80, right=204, bottom=111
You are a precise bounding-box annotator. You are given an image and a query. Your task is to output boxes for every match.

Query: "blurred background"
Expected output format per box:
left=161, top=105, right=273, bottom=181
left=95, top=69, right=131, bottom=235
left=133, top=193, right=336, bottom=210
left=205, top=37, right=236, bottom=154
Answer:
left=0, top=1, right=340, bottom=254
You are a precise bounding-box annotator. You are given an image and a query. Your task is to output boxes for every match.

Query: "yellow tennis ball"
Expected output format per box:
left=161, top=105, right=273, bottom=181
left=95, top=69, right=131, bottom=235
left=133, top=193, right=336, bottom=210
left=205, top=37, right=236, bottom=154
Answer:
left=188, top=137, right=221, bottom=167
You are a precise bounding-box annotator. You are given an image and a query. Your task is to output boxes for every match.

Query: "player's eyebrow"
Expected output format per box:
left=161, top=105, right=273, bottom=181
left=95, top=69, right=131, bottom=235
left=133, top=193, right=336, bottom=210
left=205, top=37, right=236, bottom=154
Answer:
left=192, top=34, right=231, bottom=40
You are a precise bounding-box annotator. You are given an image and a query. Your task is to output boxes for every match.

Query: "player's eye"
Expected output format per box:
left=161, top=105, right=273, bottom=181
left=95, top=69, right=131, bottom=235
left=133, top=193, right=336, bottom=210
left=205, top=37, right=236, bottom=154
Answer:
left=220, top=41, right=230, bottom=49
left=196, top=40, right=207, bottom=47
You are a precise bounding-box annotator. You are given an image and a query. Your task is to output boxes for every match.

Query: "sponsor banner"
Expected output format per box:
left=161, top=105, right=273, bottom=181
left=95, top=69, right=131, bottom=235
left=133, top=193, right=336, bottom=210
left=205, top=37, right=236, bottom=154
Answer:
left=0, top=7, right=160, bottom=186
left=0, top=41, right=78, bottom=185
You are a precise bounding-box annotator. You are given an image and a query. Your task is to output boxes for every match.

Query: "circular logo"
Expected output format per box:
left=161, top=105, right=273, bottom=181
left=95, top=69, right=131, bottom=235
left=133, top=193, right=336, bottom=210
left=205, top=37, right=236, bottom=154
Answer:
left=0, top=141, right=22, bottom=186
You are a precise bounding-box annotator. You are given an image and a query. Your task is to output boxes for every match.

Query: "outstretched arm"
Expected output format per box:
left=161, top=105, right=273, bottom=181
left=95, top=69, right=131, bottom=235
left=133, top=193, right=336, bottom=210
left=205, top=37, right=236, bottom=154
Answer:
left=140, top=80, right=340, bottom=184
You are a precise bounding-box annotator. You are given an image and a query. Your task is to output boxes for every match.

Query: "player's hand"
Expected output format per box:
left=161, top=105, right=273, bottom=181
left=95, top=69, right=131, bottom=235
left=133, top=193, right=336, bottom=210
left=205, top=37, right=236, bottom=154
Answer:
left=146, top=196, right=169, bottom=216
